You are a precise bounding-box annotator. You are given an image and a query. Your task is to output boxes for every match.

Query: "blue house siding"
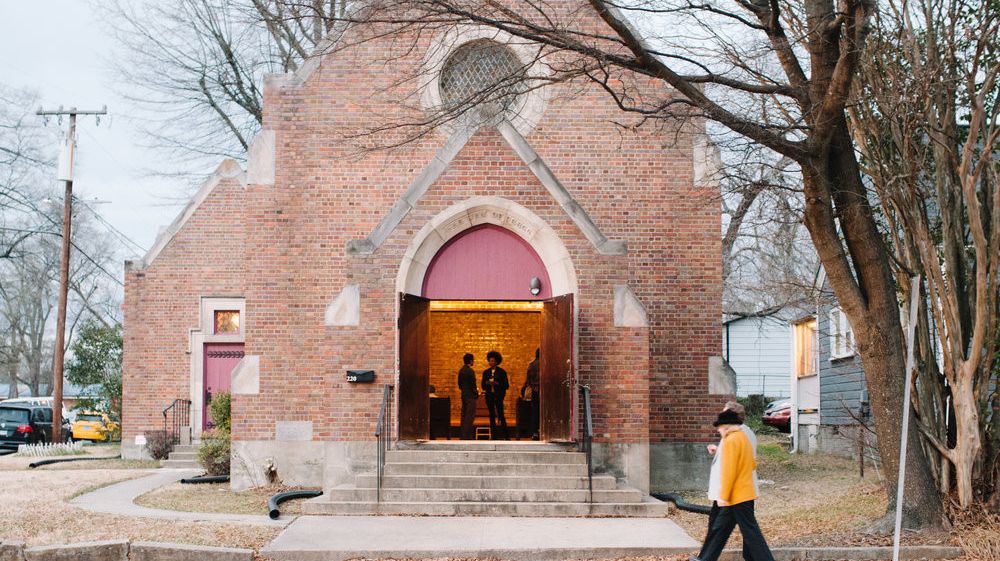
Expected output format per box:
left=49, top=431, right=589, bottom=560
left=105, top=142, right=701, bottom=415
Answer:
left=817, top=299, right=867, bottom=426
left=724, top=316, right=791, bottom=398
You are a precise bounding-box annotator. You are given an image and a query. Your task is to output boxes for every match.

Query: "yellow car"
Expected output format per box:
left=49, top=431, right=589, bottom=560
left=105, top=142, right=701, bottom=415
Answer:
left=71, top=412, right=121, bottom=442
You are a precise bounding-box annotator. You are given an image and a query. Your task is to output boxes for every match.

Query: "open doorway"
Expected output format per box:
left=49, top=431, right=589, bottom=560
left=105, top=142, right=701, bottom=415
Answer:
left=397, top=221, right=574, bottom=442
left=398, top=293, right=574, bottom=442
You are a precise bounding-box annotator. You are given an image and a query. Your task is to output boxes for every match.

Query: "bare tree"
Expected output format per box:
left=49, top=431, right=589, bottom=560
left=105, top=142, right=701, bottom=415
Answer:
left=850, top=0, right=999, bottom=508
left=99, top=0, right=346, bottom=177
left=0, top=83, right=124, bottom=398
left=301, top=0, right=942, bottom=528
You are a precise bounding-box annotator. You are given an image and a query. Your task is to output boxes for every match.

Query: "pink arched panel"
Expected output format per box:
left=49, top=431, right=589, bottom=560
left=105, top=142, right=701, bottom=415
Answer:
left=422, top=224, right=552, bottom=300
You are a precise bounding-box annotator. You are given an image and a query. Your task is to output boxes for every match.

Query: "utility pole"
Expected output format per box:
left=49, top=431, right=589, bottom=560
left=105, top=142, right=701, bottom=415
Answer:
left=36, top=105, right=107, bottom=440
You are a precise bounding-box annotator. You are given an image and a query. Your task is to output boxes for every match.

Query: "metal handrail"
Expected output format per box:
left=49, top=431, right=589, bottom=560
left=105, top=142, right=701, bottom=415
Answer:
left=579, top=384, right=594, bottom=503
left=162, top=399, right=191, bottom=445
left=374, top=384, right=394, bottom=503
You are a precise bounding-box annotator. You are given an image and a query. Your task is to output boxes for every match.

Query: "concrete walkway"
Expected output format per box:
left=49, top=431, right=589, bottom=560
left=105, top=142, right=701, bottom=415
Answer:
left=70, top=468, right=290, bottom=527
left=261, top=515, right=700, bottom=561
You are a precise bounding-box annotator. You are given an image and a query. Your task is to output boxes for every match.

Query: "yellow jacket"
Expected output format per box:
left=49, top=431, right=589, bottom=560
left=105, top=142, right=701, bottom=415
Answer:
left=719, top=428, right=757, bottom=505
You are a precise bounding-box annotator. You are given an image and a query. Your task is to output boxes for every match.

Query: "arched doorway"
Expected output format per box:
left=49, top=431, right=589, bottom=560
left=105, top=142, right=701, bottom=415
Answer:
left=397, top=199, right=576, bottom=442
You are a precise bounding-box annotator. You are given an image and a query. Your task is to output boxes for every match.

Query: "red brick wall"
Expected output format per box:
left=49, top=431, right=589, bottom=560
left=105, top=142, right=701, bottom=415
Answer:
left=122, top=175, right=246, bottom=441
left=131, top=2, right=725, bottom=448
left=428, top=311, right=540, bottom=422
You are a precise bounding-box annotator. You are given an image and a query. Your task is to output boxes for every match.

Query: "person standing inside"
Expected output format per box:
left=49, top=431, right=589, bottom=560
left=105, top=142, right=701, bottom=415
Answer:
left=693, top=409, right=774, bottom=561
left=520, top=349, right=540, bottom=440
left=457, top=353, right=478, bottom=440
left=481, top=350, right=509, bottom=440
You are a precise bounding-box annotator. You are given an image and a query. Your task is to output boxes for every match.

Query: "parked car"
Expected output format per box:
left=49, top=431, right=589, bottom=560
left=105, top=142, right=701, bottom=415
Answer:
left=761, top=399, right=792, bottom=432
left=0, top=404, right=72, bottom=449
left=72, top=411, right=121, bottom=442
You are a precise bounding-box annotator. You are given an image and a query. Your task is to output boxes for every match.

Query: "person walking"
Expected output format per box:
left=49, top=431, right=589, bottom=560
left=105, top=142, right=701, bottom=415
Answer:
left=704, top=402, right=760, bottom=561
left=692, top=409, right=774, bottom=561
left=457, top=353, right=478, bottom=440
left=481, top=350, right=509, bottom=440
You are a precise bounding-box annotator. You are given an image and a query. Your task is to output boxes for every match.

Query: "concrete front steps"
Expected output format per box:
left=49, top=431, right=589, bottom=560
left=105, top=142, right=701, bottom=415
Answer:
left=303, top=441, right=667, bottom=517
left=160, top=444, right=200, bottom=469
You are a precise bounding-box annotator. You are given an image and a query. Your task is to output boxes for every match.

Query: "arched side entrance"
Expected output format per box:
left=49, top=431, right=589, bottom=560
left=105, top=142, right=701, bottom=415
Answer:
left=396, top=198, right=577, bottom=442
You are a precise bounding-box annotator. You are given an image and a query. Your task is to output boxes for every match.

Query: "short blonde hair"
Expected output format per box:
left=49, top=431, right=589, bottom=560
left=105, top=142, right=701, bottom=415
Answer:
left=723, top=401, right=746, bottom=423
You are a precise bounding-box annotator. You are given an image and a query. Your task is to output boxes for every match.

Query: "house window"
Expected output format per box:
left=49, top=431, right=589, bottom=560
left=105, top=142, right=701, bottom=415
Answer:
left=794, top=318, right=817, bottom=377
left=214, top=310, right=240, bottom=334
left=829, top=307, right=855, bottom=360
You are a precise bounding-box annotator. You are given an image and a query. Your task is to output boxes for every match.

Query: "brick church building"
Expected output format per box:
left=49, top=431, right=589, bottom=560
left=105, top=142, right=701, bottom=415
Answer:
left=122, top=2, right=729, bottom=503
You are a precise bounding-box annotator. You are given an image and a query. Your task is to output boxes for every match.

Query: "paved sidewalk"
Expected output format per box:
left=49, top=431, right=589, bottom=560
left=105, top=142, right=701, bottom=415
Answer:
left=262, top=515, right=699, bottom=561
left=70, top=468, right=290, bottom=527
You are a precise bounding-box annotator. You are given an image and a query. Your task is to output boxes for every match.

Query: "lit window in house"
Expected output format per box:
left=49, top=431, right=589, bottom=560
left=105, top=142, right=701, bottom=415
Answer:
left=829, top=307, right=855, bottom=360
left=214, top=310, right=240, bottom=334
left=794, top=318, right=817, bottom=377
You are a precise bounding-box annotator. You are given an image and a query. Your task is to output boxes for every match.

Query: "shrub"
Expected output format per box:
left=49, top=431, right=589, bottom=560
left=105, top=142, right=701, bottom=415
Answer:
left=144, top=430, right=174, bottom=460
left=209, top=391, right=231, bottom=432
left=197, top=429, right=231, bottom=475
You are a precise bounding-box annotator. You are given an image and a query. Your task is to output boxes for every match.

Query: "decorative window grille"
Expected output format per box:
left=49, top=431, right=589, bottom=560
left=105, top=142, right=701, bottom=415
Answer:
left=829, top=307, right=855, bottom=360
left=439, top=40, right=526, bottom=121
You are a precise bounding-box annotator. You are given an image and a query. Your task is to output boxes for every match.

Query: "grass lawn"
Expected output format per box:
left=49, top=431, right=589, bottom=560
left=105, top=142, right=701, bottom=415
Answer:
left=136, top=482, right=305, bottom=516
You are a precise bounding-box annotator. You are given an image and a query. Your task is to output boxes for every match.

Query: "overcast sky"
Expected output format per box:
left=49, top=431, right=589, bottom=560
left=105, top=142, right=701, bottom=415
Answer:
left=1, top=1, right=191, bottom=266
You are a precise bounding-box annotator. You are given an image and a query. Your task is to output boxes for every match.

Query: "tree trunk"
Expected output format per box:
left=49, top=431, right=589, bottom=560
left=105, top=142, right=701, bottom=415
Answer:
left=951, top=377, right=982, bottom=507
left=802, top=122, right=944, bottom=529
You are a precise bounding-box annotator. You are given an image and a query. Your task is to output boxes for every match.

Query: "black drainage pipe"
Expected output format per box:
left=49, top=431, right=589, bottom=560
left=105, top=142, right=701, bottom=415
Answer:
left=651, top=492, right=712, bottom=515
left=28, top=455, right=121, bottom=469
left=268, top=489, right=323, bottom=519
left=180, top=474, right=230, bottom=484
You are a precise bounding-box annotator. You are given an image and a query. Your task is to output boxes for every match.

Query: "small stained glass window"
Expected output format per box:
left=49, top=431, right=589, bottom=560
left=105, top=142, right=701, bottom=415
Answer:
left=214, top=310, right=240, bottom=334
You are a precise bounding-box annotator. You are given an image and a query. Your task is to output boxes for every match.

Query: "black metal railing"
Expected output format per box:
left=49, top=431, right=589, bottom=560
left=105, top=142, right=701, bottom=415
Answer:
left=374, top=384, right=394, bottom=503
left=579, top=384, right=594, bottom=503
left=162, top=399, right=191, bottom=445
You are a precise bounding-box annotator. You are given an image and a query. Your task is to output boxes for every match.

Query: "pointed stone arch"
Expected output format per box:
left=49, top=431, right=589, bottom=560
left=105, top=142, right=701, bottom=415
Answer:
left=396, top=197, right=578, bottom=297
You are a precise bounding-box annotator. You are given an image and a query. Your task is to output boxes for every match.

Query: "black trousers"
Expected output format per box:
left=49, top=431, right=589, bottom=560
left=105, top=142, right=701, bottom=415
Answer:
left=697, top=501, right=774, bottom=561
left=460, top=395, right=477, bottom=440
left=485, top=392, right=508, bottom=439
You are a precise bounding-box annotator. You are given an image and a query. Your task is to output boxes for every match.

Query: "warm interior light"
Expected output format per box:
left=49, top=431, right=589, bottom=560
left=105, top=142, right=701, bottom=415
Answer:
left=429, top=300, right=543, bottom=312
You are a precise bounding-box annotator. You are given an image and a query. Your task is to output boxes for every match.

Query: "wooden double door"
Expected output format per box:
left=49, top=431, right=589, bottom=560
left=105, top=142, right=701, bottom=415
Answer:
left=398, top=293, right=574, bottom=441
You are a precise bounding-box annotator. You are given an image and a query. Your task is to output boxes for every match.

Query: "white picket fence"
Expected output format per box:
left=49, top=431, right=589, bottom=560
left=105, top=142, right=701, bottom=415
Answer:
left=16, top=441, right=85, bottom=457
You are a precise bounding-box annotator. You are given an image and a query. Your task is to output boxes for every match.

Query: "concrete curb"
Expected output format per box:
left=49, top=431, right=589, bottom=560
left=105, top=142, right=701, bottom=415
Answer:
left=0, top=540, right=26, bottom=561
left=131, top=541, right=254, bottom=561
left=23, top=540, right=128, bottom=561
left=2, top=540, right=253, bottom=561
left=720, top=545, right=965, bottom=560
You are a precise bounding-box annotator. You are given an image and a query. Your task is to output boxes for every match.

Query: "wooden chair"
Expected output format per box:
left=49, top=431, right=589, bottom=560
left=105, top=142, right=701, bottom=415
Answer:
left=474, top=395, right=491, bottom=440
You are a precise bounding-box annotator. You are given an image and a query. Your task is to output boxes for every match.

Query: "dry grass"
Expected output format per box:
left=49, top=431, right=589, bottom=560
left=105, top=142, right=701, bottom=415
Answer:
left=946, top=502, right=1000, bottom=561
left=0, top=460, right=279, bottom=549
left=135, top=482, right=304, bottom=516
left=670, top=435, right=955, bottom=550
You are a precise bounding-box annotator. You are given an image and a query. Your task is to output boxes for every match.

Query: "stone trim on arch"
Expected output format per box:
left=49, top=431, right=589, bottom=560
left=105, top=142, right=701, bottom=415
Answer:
left=347, top=122, right=626, bottom=257
left=396, top=197, right=578, bottom=297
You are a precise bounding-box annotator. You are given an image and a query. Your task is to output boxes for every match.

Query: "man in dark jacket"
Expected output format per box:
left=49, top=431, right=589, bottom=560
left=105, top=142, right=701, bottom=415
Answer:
left=457, top=353, right=478, bottom=440
left=482, top=350, right=509, bottom=440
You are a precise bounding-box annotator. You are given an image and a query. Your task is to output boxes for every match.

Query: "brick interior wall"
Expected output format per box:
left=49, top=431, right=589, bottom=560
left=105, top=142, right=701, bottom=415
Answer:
left=428, top=310, right=540, bottom=426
